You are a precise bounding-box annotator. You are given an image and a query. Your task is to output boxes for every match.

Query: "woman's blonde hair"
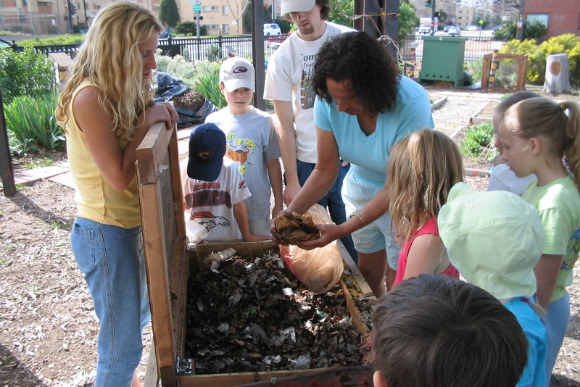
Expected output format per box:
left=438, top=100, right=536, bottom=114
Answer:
left=55, top=2, right=162, bottom=141
left=388, top=129, right=464, bottom=244
left=501, top=97, right=580, bottom=191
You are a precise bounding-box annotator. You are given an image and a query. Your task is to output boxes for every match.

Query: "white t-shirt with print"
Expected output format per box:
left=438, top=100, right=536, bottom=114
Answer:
left=181, top=157, right=251, bottom=242
left=264, top=21, right=354, bottom=164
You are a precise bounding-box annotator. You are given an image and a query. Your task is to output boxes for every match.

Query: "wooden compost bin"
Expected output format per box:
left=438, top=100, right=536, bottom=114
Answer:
left=135, top=123, right=373, bottom=387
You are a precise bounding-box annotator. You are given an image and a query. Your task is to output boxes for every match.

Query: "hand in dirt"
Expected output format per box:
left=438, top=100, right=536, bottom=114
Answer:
left=272, top=210, right=320, bottom=245
left=271, top=208, right=293, bottom=245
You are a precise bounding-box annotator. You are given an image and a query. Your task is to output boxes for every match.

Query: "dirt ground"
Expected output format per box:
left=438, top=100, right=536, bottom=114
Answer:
left=1, top=88, right=579, bottom=386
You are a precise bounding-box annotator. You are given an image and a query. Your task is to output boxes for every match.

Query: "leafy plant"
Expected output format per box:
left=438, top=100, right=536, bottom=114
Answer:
left=460, top=122, right=495, bottom=160
left=0, top=46, right=56, bottom=104
left=156, top=54, right=200, bottom=87
left=4, top=93, right=65, bottom=155
left=194, top=62, right=226, bottom=108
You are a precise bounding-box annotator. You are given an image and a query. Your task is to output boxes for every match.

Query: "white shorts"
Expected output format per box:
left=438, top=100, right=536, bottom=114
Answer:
left=342, top=172, right=401, bottom=270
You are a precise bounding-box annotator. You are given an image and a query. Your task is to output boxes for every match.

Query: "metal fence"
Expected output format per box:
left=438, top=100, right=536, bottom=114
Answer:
left=30, top=34, right=507, bottom=65
left=398, top=35, right=508, bottom=64
left=32, top=34, right=289, bottom=62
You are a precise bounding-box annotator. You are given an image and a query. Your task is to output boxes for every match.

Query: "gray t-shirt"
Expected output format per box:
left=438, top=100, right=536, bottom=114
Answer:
left=206, top=106, right=280, bottom=221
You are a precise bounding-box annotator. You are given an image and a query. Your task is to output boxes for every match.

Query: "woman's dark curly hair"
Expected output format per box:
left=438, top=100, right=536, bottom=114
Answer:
left=312, top=31, right=399, bottom=115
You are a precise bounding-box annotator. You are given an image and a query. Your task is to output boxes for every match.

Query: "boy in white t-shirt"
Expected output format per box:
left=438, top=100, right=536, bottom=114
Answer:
left=206, top=57, right=283, bottom=236
left=181, top=123, right=270, bottom=242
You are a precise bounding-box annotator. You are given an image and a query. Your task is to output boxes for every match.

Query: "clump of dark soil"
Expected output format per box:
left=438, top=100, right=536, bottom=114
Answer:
left=172, top=89, right=206, bottom=112
left=185, top=250, right=368, bottom=374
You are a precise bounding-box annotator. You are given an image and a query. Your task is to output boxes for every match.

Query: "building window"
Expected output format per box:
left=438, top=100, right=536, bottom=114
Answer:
left=222, top=5, right=228, bottom=15
left=211, top=24, right=220, bottom=29
left=211, top=5, right=219, bottom=11
left=222, top=24, right=229, bottom=33
left=202, top=5, right=211, bottom=11
left=526, top=13, right=549, bottom=28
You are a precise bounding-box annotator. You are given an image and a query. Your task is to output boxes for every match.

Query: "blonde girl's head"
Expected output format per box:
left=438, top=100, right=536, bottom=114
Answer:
left=501, top=97, right=580, bottom=190
left=388, top=129, right=464, bottom=244
left=56, top=2, right=162, bottom=141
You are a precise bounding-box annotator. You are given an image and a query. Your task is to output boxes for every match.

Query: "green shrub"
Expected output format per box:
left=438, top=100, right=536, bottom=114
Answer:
left=175, top=21, right=207, bottom=36
left=19, top=35, right=85, bottom=46
left=0, top=47, right=56, bottom=104
left=500, top=34, right=580, bottom=86
left=460, top=122, right=495, bottom=160
left=4, top=93, right=65, bottom=155
left=155, top=54, right=198, bottom=87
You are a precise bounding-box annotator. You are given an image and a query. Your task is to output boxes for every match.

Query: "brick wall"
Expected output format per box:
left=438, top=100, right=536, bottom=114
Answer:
left=525, top=0, right=580, bottom=38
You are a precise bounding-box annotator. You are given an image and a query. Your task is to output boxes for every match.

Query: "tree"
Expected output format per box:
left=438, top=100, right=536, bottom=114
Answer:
left=494, top=19, right=547, bottom=40
left=329, top=0, right=354, bottom=28
left=398, top=0, right=418, bottom=41
left=175, top=21, right=207, bottom=36
left=228, top=0, right=250, bottom=35
left=159, top=0, right=180, bottom=31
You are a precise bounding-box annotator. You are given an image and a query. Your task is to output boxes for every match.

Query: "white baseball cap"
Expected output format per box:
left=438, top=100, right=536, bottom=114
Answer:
left=219, top=57, right=255, bottom=93
left=281, top=0, right=315, bottom=15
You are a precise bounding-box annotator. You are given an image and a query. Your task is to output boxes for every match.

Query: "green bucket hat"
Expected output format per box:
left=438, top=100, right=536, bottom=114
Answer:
left=438, top=182, right=545, bottom=300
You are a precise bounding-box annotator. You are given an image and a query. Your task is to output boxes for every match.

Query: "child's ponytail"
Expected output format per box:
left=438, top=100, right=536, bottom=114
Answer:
left=562, top=101, right=580, bottom=191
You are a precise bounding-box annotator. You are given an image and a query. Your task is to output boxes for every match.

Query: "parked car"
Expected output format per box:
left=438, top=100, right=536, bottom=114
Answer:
left=417, top=26, right=431, bottom=35
left=447, top=26, right=461, bottom=36
left=263, top=23, right=281, bottom=36
left=466, top=25, right=479, bottom=31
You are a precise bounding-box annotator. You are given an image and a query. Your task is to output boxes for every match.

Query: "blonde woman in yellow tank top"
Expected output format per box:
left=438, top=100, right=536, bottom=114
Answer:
left=55, top=3, right=178, bottom=386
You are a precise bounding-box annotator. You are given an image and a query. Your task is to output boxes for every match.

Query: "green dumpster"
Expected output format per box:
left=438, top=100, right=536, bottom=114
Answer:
left=419, top=36, right=467, bottom=89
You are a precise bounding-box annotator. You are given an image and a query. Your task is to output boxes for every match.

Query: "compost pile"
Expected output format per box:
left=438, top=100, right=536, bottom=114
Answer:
left=185, top=249, right=368, bottom=374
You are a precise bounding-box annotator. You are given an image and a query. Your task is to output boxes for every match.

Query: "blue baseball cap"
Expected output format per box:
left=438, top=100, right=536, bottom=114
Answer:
left=187, top=123, right=226, bottom=182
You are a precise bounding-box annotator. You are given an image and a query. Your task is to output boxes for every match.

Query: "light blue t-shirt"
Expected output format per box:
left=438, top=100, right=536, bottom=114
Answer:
left=504, top=297, right=547, bottom=387
left=313, top=76, right=434, bottom=185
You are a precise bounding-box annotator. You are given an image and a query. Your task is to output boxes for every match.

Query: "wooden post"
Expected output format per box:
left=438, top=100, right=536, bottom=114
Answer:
left=409, top=45, right=416, bottom=80
left=0, top=89, right=16, bottom=197
left=488, top=49, right=498, bottom=92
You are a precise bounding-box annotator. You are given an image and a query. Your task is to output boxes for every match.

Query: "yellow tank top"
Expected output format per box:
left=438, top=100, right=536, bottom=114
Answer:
left=66, top=80, right=141, bottom=228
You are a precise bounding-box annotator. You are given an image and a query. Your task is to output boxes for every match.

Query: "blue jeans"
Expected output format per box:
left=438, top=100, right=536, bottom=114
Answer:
left=71, top=218, right=151, bottom=387
left=544, top=292, right=570, bottom=386
left=296, top=159, right=358, bottom=264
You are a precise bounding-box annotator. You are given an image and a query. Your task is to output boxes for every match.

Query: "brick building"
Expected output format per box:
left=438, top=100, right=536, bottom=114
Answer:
left=524, top=0, right=580, bottom=38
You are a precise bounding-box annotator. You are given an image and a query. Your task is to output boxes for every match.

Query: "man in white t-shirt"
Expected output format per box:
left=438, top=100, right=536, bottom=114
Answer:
left=264, top=0, right=358, bottom=262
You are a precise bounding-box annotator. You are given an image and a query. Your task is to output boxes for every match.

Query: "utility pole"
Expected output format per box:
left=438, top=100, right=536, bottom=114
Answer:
left=66, top=0, right=73, bottom=33
left=83, top=0, right=87, bottom=28
left=194, top=0, right=201, bottom=38
left=431, top=0, right=436, bottom=36
left=515, top=0, right=525, bottom=41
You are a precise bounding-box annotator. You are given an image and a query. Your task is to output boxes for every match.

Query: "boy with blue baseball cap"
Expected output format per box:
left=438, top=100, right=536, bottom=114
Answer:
left=181, top=122, right=270, bottom=242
